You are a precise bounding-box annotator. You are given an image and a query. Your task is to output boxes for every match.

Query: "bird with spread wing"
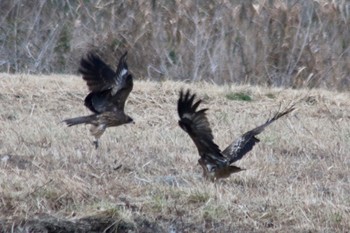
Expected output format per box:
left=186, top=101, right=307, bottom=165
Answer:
left=63, top=52, right=134, bottom=148
left=177, top=89, right=294, bottom=181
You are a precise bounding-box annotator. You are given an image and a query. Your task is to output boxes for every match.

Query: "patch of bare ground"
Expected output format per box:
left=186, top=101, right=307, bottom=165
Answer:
left=0, top=74, right=349, bottom=232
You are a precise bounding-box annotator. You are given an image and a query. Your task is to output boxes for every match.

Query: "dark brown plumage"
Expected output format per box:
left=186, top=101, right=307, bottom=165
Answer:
left=63, top=52, right=134, bottom=148
left=177, top=89, right=294, bottom=181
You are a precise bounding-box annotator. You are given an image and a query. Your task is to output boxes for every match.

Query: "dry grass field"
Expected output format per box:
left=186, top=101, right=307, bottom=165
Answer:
left=0, top=74, right=349, bottom=232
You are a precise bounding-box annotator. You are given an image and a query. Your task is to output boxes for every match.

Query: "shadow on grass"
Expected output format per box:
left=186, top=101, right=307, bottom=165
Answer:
left=0, top=211, right=163, bottom=233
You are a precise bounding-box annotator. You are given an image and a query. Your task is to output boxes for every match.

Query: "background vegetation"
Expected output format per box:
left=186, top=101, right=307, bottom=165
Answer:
left=1, top=0, right=349, bottom=89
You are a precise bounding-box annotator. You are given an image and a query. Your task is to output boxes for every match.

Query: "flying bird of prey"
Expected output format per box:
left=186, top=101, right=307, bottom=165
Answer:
left=177, top=89, right=294, bottom=181
left=63, top=52, right=134, bottom=148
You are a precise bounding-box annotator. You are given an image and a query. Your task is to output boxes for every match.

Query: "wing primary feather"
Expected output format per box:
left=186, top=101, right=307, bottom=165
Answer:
left=192, top=100, right=202, bottom=112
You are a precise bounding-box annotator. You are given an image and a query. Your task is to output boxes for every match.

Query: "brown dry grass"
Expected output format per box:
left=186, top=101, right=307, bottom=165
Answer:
left=0, top=74, right=349, bottom=232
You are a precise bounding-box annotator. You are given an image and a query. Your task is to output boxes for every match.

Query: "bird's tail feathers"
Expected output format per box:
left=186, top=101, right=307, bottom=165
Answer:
left=63, top=115, right=96, bottom=127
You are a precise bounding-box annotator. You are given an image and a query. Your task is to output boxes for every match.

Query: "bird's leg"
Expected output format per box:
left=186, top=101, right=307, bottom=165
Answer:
left=198, top=158, right=214, bottom=181
left=92, top=133, right=103, bottom=149
left=93, top=139, right=99, bottom=149
left=90, top=124, right=106, bottom=149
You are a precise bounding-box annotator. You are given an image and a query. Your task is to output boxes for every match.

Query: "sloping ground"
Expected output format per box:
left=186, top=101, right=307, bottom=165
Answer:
left=0, top=74, right=349, bottom=232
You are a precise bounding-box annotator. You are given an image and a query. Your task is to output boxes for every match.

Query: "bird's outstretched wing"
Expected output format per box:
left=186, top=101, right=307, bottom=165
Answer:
left=79, top=52, right=116, bottom=93
left=177, top=89, right=227, bottom=167
left=79, top=52, right=133, bottom=112
left=109, top=52, right=133, bottom=111
left=222, top=106, right=295, bottom=164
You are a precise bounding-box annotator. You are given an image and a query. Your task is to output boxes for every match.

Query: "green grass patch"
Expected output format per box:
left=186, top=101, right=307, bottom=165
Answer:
left=188, top=191, right=210, bottom=204
left=266, top=93, right=276, bottom=99
left=225, top=92, right=252, bottom=101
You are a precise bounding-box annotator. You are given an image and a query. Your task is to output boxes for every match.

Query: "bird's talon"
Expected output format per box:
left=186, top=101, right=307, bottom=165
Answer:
left=93, top=140, right=99, bottom=149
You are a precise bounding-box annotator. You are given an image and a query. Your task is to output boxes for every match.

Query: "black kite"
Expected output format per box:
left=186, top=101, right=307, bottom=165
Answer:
left=177, top=89, right=294, bottom=181
left=63, top=52, right=134, bottom=148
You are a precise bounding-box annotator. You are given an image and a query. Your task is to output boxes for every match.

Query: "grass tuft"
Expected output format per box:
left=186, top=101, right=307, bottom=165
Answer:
left=188, top=191, right=210, bottom=204
left=225, top=92, right=252, bottom=101
left=265, top=93, right=276, bottom=99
